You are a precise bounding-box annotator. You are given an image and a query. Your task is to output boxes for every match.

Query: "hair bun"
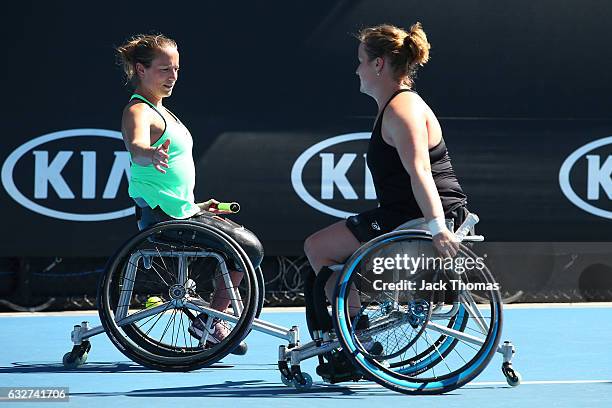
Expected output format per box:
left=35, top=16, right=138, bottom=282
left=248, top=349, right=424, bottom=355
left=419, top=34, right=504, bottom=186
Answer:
left=356, top=23, right=430, bottom=87
left=116, top=33, right=177, bottom=89
left=403, top=32, right=412, bottom=48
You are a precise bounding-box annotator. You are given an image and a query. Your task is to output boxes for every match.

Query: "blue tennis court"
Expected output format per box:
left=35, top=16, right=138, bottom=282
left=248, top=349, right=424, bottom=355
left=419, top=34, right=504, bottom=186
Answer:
left=1, top=304, right=610, bottom=407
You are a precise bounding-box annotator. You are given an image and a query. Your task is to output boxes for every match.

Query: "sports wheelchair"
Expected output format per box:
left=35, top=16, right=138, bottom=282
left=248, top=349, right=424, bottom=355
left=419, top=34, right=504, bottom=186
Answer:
left=64, top=213, right=521, bottom=395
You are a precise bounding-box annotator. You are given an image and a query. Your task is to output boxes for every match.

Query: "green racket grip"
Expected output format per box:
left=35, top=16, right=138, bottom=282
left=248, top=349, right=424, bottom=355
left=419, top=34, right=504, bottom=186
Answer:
left=217, top=202, right=240, bottom=213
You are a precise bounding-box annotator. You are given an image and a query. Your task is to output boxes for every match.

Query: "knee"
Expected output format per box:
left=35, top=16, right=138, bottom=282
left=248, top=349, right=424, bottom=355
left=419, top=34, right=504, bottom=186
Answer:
left=303, top=233, right=320, bottom=261
left=238, top=229, right=264, bottom=269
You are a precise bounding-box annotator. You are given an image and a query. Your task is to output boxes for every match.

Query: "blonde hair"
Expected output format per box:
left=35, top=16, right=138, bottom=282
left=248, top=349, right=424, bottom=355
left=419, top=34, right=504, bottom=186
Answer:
left=116, top=33, right=177, bottom=88
left=357, top=23, right=431, bottom=87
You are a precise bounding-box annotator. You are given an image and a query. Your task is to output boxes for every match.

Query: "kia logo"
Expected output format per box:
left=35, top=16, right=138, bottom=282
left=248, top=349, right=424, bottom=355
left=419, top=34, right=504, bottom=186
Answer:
left=559, top=136, right=612, bottom=219
left=1, top=128, right=134, bottom=221
left=291, top=133, right=376, bottom=218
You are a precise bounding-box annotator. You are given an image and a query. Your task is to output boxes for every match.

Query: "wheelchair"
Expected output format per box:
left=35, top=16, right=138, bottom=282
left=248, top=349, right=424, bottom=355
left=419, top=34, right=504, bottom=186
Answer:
left=64, top=213, right=521, bottom=395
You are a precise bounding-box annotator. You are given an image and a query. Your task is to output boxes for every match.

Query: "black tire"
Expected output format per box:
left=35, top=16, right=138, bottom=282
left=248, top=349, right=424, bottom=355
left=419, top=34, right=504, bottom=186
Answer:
left=98, top=221, right=259, bottom=371
left=254, top=266, right=265, bottom=318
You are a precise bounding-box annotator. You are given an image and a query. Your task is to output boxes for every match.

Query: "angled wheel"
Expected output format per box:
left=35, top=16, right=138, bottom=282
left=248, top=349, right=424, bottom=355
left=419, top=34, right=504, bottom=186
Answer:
left=254, top=267, right=265, bottom=318
left=332, top=230, right=502, bottom=394
left=293, top=372, right=313, bottom=391
left=98, top=221, right=259, bottom=371
left=62, top=341, right=91, bottom=369
left=502, top=363, right=522, bottom=386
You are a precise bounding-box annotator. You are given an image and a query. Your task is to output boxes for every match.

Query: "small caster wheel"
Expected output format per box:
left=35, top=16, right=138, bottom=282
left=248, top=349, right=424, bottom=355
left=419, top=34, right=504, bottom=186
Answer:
left=502, top=364, right=522, bottom=387
left=293, top=372, right=313, bottom=391
left=62, top=351, right=87, bottom=369
left=281, top=374, right=293, bottom=387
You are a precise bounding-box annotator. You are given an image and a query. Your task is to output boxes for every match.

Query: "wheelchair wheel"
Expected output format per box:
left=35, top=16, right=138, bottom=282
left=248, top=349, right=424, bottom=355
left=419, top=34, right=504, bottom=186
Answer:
left=251, top=267, right=265, bottom=318
left=239, top=266, right=265, bottom=339
left=385, top=277, right=470, bottom=374
left=387, top=303, right=469, bottom=375
left=98, top=221, right=259, bottom=371
left=332, top=230, right=502, bottom=394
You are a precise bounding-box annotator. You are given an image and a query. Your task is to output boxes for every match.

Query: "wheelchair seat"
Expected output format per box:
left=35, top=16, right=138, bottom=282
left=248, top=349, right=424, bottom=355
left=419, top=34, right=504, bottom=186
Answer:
left=393, top=217, right=455, bottom=233
left=327, top=217, right=465, bottom=274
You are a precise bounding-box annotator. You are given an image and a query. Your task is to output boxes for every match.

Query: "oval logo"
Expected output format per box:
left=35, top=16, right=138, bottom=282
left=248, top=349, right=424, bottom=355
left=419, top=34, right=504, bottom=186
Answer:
left=1, top=128, right=134, bottom=221
left=291, top=132, right=373, bottom=218
left=559, top=136, right=612, bottom=219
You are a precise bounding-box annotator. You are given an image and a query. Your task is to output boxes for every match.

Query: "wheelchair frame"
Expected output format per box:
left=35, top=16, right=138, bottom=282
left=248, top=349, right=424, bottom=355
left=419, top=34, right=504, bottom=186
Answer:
left=65, top=213, right=521, bottom=394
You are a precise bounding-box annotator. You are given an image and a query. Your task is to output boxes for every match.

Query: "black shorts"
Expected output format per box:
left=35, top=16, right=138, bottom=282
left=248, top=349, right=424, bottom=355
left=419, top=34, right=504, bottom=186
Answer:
left=135, top=205, right=264, bottom=271
left=346, top=205, right=469, bottom=243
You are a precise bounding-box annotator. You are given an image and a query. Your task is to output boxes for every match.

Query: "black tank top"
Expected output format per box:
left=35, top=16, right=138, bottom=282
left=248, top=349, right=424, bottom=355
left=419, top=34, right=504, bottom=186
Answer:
left=366, top=89, right=467, bottom=215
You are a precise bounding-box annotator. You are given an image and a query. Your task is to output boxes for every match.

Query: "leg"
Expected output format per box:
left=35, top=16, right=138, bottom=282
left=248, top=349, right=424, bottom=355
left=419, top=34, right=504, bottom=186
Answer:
left=201, top=215, right=257, bottom=313
left=190, top=268, right=249, bottom=355
left=304, top=220, right=361, bottom=272
left=210, top=270, right=244, bottom=312
left=186, top=214, right=263, bottom=356
left=191, top=213, right=264, bottom=270
left=303, top=269, right=319, bottom=338
left=304, top=221, right=363, bottom=318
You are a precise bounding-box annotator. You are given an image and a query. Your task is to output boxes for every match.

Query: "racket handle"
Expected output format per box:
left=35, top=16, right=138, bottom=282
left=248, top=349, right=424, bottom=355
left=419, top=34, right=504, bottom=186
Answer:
left=216, top=202, right=240, bottom=213
left=454, top=213, right=479, bottom=242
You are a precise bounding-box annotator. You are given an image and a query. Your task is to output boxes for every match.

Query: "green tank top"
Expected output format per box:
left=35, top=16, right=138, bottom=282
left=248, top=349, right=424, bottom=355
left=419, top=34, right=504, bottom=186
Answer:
left=127, top=93, right=200, bottom=219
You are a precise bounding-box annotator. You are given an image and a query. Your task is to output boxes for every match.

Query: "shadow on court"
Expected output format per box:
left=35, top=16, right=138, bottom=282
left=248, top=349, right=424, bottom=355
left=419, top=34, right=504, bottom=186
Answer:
left=71, top=380, right=367, bottom=398
left=66, top=380, right=481, bottom=399
left=0, top=361, right=234, bottom=374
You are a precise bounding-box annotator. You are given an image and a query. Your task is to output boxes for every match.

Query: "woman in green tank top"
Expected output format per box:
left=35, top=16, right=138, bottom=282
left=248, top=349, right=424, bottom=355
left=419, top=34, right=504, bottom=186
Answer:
left=117, top=34, right=206, bottom=218
left=116, top=34, right=263, bottom=355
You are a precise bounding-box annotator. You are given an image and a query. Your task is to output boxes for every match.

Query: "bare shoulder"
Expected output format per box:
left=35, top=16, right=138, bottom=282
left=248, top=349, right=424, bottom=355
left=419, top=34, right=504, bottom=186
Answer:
left=121, top=102, right=154, bottom=144
left=121, top=101, right=154, bottom=147
left=122, top=100, right=151, bottom=123
left=385, top=91, right=426, bottom=124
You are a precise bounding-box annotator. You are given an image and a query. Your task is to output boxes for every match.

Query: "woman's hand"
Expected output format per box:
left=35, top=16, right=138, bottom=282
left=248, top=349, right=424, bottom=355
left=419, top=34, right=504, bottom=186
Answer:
left=152, top=139, right=170, bottom=173
left=197, top=199, right=233, bottom=214
left=432, top=228, right=460, bottom=259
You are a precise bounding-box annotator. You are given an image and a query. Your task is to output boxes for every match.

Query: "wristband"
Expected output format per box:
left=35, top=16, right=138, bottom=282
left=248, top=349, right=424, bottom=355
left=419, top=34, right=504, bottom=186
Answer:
left=427, top=217, right=446, bottom=236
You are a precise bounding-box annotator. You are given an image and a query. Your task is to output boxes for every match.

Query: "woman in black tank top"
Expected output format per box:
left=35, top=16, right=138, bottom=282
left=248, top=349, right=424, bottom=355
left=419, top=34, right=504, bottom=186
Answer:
left=303, top=24, right=469, bottom=375
left=367, top=88, right=467, bottom=216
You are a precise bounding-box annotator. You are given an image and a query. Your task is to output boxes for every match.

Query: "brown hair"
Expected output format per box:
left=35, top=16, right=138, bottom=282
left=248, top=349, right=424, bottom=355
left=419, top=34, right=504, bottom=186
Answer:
left=116, top=34, right=177, bottom=88
left=357, top=23, right=430, bottom=87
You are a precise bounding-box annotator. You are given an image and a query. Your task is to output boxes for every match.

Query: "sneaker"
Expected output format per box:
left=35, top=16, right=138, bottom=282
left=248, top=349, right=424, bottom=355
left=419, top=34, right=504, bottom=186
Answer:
left=358, top=338, right=384, bottom=356
left=316, top=351, right=364, bottom=383
left=353, top=315, right=384, bottom=356
left=315, top=339, right=383, bottom=384
left=354, top=314, right=370, bottom=331
left=188, top=314, right=248, bottom=356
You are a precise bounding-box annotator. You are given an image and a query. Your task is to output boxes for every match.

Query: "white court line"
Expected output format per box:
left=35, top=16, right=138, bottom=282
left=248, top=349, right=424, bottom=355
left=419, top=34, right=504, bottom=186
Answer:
left=502, top=302, right=612, bottom=309
left=470, top=379, right=612, bottom=386
left=2, top=302, right=612, bottom=317
left=336, top=379, right=612, bottom=389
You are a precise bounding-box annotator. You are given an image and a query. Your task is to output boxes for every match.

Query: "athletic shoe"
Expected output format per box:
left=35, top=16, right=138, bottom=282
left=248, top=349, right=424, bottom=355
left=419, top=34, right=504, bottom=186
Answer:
left=353, top=314, right=384, bottom=355
left=316, top=351, right=365, bottom=383
left=188, top=314, right=248, bottom=355
left=317, top=314, right=384, bottom=383
left=316, top=341, right=383, bottom=383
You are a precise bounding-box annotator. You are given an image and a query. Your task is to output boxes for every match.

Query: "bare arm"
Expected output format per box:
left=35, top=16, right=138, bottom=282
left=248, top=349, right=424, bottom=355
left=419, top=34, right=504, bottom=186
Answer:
left=383, top=95, right=458, bottom=257
left=383, top=97, right=444, bottom=221
left=121, top=104, right=170, bottom=173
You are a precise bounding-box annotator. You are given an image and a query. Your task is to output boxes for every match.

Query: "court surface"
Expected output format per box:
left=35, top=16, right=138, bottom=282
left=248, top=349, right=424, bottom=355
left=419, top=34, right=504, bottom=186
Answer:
left=1, top=304, right=610, bottom=407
